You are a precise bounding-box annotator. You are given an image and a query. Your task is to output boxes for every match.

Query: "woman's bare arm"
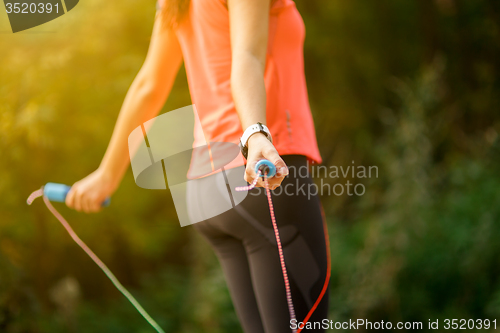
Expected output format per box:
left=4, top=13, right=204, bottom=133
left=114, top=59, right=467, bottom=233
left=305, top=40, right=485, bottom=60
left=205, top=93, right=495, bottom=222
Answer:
left=228, top=0, right=289, bottom=188
left=66, top=14, right=183, bottom=213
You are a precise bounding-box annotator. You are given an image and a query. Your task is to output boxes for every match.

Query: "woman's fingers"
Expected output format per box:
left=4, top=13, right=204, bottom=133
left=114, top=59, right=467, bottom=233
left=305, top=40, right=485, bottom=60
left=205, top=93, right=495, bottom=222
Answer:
left=244, top=166, right=286, bottom=188
left=89, top=197, right=102, bottom=213
left=65, top=186, right=75, bottom=208
left=78, top=186, right=104, bottom=213
left=244, top=165, right=255, bottom=184
left=65, top=185, right=89, bottom=212
left=245, top=166, right=287, bottom=188
left=64, top=169, right=114, bottom=213
left=262, top=146, right=288, bottom=178
left=84, top=192, right=100, bottom=213
left=74, top=189, right=84, bottom=212
left=244, top=133, right=289, bottom=188
left=82, top=196, right=91, bottom=213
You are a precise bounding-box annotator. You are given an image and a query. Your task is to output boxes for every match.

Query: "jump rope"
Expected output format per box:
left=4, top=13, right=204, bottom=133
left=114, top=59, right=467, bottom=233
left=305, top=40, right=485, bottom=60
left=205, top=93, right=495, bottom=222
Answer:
left=27, top=159, right=328, bottom=333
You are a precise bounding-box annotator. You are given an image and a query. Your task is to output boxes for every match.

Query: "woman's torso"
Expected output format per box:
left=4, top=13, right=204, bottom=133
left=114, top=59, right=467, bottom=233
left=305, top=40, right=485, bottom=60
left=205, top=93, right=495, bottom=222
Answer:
left=163, top=0, right=322, bottom=170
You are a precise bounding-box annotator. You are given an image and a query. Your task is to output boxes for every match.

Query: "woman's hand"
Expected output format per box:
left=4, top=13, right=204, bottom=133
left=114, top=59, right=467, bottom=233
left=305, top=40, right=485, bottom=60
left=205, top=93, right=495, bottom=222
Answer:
left=245, top=133, right=289, bottom=189
left=65, top=168, right=118, bottom=213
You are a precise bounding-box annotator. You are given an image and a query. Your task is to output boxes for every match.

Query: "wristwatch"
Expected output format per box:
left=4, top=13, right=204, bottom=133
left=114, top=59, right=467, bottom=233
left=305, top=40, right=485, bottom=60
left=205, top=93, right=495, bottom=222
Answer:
left=239, top=122, right=273, bottom=159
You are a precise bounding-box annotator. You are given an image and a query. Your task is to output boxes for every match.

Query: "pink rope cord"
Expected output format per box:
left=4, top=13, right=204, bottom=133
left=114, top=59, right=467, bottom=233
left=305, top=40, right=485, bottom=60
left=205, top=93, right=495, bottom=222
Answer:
left=26, top=188, right=43, bottom=205
left=234, top=170, right=261, bottom=192
left=26, top=189, right=165, bottom=333
left=41, top=195, right=113, bottom=279
left=235, top=172, right=297, bottom=332
left=263, top=174, right=297, bottom=332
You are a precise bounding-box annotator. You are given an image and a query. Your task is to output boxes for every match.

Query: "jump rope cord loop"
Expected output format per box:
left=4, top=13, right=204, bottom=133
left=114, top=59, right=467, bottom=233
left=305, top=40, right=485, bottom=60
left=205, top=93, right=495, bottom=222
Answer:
left=27, top=188, right=44, bottom=205
left=27, top=189, right=165, bottom=333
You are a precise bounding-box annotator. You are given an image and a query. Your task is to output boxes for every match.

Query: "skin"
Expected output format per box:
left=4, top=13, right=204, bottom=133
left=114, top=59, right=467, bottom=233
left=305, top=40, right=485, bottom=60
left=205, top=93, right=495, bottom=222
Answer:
left=66, top=0, right=288, bottom=213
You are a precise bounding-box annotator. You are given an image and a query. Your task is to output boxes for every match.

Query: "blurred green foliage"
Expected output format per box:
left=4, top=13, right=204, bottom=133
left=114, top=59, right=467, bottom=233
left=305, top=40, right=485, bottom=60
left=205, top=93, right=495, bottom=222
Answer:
left=1, top=0, right=499, bottom=332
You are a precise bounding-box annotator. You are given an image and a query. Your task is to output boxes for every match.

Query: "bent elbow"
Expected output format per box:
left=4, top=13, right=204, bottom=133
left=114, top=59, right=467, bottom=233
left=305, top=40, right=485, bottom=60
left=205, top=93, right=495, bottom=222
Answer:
left=134, top=76, right=164, bottom=102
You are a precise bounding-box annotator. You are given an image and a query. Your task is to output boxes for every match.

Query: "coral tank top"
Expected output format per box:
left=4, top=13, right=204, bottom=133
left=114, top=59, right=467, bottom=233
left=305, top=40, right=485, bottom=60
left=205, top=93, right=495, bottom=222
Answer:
left=161, top=0, right=321, bottom=170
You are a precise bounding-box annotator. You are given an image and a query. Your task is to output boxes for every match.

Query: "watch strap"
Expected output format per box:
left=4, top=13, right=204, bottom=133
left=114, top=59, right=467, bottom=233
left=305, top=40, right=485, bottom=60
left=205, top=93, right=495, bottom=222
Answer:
left=239, top=122, right=272, bottom=159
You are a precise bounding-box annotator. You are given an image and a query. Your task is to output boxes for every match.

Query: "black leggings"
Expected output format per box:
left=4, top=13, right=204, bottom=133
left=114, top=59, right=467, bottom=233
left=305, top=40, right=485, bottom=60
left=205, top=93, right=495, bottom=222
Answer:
left=191, top=155, right=329, bottom=332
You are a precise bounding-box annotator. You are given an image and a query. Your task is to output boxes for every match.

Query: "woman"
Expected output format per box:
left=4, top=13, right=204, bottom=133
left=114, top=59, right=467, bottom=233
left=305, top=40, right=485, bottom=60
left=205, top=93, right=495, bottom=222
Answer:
left=66, top=0, right=329, bottom=331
